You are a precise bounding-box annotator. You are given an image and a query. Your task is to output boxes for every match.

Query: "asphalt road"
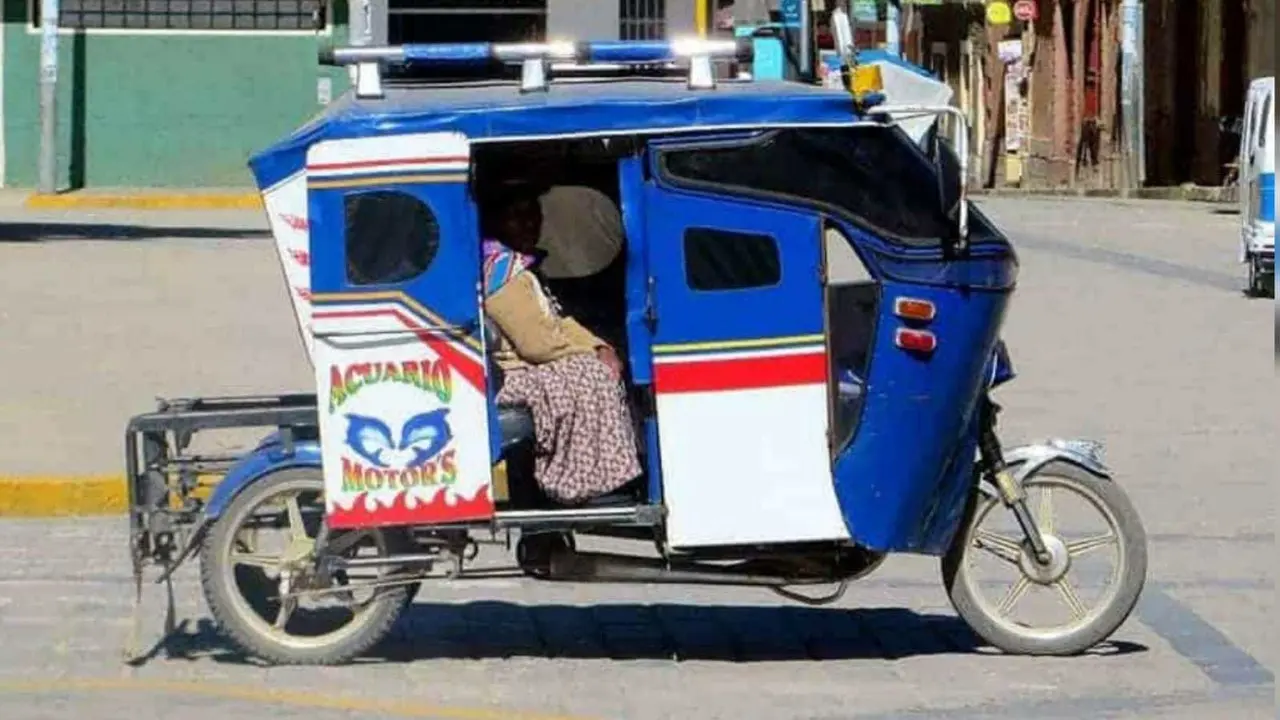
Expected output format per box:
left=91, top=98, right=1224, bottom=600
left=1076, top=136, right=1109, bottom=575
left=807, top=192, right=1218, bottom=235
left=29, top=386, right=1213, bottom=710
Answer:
left=0, top=197, right=1273, bottom=719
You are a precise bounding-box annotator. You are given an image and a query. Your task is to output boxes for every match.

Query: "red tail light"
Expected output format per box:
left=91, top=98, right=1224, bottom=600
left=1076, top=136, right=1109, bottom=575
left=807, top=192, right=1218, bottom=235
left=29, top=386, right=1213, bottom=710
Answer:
left=895, top=328, right=937, bottom=354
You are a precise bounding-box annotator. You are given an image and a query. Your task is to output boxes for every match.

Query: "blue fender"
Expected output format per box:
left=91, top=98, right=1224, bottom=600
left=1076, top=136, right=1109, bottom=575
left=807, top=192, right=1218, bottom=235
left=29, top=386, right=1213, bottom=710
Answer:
left=204, top=430, right=323, bottom=519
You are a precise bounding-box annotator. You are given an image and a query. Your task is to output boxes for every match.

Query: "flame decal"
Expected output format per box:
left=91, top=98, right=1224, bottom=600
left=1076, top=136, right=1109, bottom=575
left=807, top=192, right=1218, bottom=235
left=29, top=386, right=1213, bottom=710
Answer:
left=327, top=486, right=494, bottom=529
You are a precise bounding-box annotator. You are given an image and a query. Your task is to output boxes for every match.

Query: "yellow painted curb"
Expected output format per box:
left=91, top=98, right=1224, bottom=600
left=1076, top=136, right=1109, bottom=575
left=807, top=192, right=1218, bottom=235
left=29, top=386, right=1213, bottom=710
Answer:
left=0, top=475, right=128, bottom=517
left=23, top=192, right=262, bottom=211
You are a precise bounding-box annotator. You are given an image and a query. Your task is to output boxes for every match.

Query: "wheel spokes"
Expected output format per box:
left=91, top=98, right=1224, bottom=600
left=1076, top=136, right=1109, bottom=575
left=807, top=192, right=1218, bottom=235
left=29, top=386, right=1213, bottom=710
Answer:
left=284, top=495, right=309, bottom=543
left=973, top=529, right=1024, bottom=565
left=996, top=575, right=1032, bottom=616
left=231, top=551, right=284, bottom=571
left=1054, top=578, right=1088, bottom=620
left=1037, top=486, right=1055, bottom=535
left=273, top=596, right=297, bottom=630
left=1067, top=532, right=1117, bottom=558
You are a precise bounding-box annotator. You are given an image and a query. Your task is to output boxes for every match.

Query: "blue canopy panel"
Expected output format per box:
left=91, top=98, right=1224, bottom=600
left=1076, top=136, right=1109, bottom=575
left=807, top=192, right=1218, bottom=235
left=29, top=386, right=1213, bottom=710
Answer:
left=247, top=79, right=862, bottom=191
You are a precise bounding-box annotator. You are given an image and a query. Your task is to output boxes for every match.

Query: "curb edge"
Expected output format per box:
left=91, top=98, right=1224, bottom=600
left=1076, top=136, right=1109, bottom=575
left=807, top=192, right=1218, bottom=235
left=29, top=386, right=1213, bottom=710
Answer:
left=0, top=476, right=128, bottom=517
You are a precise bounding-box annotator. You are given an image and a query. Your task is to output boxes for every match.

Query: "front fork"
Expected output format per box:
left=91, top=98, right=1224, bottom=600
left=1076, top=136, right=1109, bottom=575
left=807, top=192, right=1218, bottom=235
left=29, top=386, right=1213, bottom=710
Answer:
left=977, top=397, right=1052, bottom=565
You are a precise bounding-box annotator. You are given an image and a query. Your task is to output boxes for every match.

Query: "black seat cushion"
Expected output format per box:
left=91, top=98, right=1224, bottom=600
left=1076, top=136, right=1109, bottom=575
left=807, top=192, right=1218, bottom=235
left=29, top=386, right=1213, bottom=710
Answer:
left=497, top=404, right=534, bottom=450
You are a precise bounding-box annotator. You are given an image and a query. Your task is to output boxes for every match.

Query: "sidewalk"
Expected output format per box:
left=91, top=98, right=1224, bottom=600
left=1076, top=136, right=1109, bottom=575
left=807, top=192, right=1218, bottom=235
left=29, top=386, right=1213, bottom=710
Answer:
left=973, top=184, right=1237, bottom=203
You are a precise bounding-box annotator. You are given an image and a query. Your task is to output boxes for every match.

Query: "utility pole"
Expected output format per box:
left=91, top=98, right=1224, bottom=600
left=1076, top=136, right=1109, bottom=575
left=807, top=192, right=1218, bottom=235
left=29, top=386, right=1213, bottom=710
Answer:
left=37, top=0, right=59, bottom=194
left=1120, top=0, right=1145, bottom=188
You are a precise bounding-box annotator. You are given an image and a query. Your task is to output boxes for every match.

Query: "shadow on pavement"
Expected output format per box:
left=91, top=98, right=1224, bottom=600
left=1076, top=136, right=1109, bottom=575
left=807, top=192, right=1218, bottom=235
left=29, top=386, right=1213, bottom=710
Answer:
left=0, top=223, right=267, bottom=242
left=138, top=601, right=1147, bottom=666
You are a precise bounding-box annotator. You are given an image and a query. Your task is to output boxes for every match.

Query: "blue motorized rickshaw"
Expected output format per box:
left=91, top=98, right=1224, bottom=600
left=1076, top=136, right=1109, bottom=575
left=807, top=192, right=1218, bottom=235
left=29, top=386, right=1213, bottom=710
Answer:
left=123, top=36, right=1147, bottom=666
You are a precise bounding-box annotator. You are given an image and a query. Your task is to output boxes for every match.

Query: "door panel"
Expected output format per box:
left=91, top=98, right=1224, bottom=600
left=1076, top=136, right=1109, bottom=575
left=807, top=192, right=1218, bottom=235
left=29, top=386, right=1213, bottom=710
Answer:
left=305, top=132, right=496, bottom=529
left=644, top=184, right=850, bottom=548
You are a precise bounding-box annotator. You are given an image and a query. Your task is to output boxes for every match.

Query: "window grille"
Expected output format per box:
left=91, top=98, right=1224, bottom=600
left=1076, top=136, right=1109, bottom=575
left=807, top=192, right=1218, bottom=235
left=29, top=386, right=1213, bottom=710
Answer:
left=619, top=0, right=665, bottom=40
left=29, top=0, right=326, bottom=31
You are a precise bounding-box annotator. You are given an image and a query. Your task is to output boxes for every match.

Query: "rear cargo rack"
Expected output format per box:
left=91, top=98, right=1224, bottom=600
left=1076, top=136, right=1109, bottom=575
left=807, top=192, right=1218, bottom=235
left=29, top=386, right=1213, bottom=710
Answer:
left=318, top=39, right=755, bottom=98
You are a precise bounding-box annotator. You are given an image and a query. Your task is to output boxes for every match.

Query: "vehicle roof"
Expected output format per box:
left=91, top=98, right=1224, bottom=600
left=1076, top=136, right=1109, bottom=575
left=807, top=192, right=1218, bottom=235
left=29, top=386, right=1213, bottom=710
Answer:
left=249, top=77, right=864, bottom=190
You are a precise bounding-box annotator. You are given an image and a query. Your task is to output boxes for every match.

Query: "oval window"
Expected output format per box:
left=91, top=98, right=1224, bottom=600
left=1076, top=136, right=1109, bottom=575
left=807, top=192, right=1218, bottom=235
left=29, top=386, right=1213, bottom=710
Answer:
left=344, top=190, right=440, bottom=286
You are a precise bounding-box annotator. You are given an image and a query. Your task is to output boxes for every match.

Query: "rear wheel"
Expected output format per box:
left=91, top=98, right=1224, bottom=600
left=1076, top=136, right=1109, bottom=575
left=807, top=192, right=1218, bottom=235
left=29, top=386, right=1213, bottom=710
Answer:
left=942, top=462, right=1147, bottom=656
left=199, top=468, right=412, bottom=665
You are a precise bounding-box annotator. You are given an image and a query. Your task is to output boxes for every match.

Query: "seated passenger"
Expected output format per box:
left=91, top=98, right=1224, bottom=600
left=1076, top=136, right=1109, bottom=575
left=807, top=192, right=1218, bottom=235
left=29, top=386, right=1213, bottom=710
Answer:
left=480, top=185, right=643, bottom=505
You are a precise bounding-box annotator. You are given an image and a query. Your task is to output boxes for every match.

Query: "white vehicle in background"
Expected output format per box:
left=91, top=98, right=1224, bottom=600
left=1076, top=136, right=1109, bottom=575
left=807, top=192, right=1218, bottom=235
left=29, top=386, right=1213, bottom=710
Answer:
left=1237, top=76, right=1274, bottom=297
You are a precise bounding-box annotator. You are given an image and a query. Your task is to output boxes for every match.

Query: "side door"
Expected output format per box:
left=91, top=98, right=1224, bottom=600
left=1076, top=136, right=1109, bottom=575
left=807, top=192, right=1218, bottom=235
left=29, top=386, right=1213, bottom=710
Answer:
left=642, top=167, right=850, bottom=549
left=305, top=132, right=495, bottom=529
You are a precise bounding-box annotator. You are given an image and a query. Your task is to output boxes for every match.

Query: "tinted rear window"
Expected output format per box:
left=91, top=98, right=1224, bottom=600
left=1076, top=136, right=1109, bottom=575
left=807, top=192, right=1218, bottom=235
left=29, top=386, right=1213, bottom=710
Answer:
left=659, top=126, right=952, bottom=245
left=683, top=227, right=782, bottom=291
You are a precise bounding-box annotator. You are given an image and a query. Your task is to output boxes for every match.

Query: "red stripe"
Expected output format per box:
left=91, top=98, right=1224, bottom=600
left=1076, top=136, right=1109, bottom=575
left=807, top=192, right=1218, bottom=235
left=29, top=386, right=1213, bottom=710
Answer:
left=312, top=308, right=485, bottom=391
left=654, top=351, right=827, bottom=393
left=306, top=156, right=468, bottom=171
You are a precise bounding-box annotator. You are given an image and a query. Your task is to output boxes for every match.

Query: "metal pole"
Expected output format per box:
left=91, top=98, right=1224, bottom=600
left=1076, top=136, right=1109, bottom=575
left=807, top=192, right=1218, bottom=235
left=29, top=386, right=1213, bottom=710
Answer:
left=37, top=0, right=60, bottom=194
left=885, top=0, right=900, bottom=56
left=1120, top=0, right=1142, bottom=188
left=1135, top=0, right=1145, bottom=185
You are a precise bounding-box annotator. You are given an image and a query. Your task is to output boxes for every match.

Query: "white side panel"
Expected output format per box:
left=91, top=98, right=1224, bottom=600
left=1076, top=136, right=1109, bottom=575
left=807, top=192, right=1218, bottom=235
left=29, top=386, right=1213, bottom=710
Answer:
left=660, top=385, right=850, bottom=548
left=872, top=60, right=955, bottom=145
left=261, top=173, right=315, bottom=364
left=304, top=131, right=493, bottom=529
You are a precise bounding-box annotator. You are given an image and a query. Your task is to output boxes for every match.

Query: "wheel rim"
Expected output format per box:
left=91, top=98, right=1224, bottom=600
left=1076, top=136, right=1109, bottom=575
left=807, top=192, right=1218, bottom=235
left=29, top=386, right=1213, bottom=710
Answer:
left=961, top=475, right=1127, bottom=642
left=218, top=477, right=397, bottom=651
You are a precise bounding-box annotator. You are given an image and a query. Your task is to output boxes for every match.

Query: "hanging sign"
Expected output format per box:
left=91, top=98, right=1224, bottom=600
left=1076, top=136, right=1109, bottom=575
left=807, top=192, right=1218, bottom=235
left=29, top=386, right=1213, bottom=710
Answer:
left=986, top=1, right=1012, bottom=25
left=997, top=39, right=1023, bottom=64
left=852, top=0, right=878, bottom=23
left=1013, top=0, right=1039, bottom=22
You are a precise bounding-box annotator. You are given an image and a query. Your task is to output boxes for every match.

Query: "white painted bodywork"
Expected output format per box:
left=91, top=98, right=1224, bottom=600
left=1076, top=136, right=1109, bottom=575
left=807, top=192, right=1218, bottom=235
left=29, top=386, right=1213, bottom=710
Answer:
left=260, top=172, right=315, bottom=363
left=1238, top=76, right=1275, bottom=260
left=658, top=367, right=851, bottom=549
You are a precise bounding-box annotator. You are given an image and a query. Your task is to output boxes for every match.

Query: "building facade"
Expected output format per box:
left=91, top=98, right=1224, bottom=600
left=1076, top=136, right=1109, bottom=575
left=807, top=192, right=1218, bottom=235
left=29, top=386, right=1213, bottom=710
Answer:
left=902, top=0, right=1276, bottom=191
left=0, top=0, right=700, bottom=189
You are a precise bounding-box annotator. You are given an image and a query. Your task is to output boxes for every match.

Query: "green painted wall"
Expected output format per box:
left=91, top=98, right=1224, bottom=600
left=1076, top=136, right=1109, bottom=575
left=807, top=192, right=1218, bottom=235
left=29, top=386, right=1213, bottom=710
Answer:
left=2, top=0, right=349, bottom=188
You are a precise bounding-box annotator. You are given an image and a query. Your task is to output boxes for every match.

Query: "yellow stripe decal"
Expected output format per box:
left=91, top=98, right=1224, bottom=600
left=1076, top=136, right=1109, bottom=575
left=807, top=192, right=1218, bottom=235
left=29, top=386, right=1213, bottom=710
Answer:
left=310, top=290, right=484, bottom=352
left=653, top=334, right=825, bottom=355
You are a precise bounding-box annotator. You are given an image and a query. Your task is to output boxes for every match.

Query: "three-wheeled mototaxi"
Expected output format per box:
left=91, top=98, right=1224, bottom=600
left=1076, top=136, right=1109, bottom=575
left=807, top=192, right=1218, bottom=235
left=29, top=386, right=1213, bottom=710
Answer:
left=123, top=36, right=1148, bottom=666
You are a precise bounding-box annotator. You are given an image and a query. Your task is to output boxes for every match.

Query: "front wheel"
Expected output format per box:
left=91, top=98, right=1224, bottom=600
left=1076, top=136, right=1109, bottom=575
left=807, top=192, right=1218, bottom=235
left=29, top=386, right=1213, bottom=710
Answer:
left=942, top=462, right=1147, bottom=656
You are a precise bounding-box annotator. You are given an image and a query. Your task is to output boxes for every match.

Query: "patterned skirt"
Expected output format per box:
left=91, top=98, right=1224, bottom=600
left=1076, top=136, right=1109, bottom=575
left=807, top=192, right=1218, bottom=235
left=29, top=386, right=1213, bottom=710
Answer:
left=496, top=353, right=642, bottom=504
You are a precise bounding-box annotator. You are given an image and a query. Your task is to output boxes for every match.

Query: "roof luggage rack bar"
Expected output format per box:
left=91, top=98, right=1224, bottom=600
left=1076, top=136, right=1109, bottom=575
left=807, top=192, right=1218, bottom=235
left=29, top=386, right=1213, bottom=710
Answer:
left=318, top=39, right=754, bottom=98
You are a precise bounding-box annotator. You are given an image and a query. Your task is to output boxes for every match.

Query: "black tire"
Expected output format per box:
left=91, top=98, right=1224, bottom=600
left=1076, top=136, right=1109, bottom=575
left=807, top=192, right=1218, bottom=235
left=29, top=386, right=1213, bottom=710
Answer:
left=1246, top=256, right=1274, bottom=298
left=942, top=462, right=1148, bottom=656
left=199, top=467, right=409, bottom=665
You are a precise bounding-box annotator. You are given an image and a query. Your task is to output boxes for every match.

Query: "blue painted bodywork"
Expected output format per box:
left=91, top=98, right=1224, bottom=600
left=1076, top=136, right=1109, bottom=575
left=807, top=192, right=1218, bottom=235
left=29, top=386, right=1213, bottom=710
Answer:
left=1258, top=172, right=1275, bottom=223
left=831, top=273, right=1010, bottom=553
left=248, top=81, right=865, bottom=190
left=204, top=431, right=322, bottom=518
left=642, top=188, right=825, bottom=346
